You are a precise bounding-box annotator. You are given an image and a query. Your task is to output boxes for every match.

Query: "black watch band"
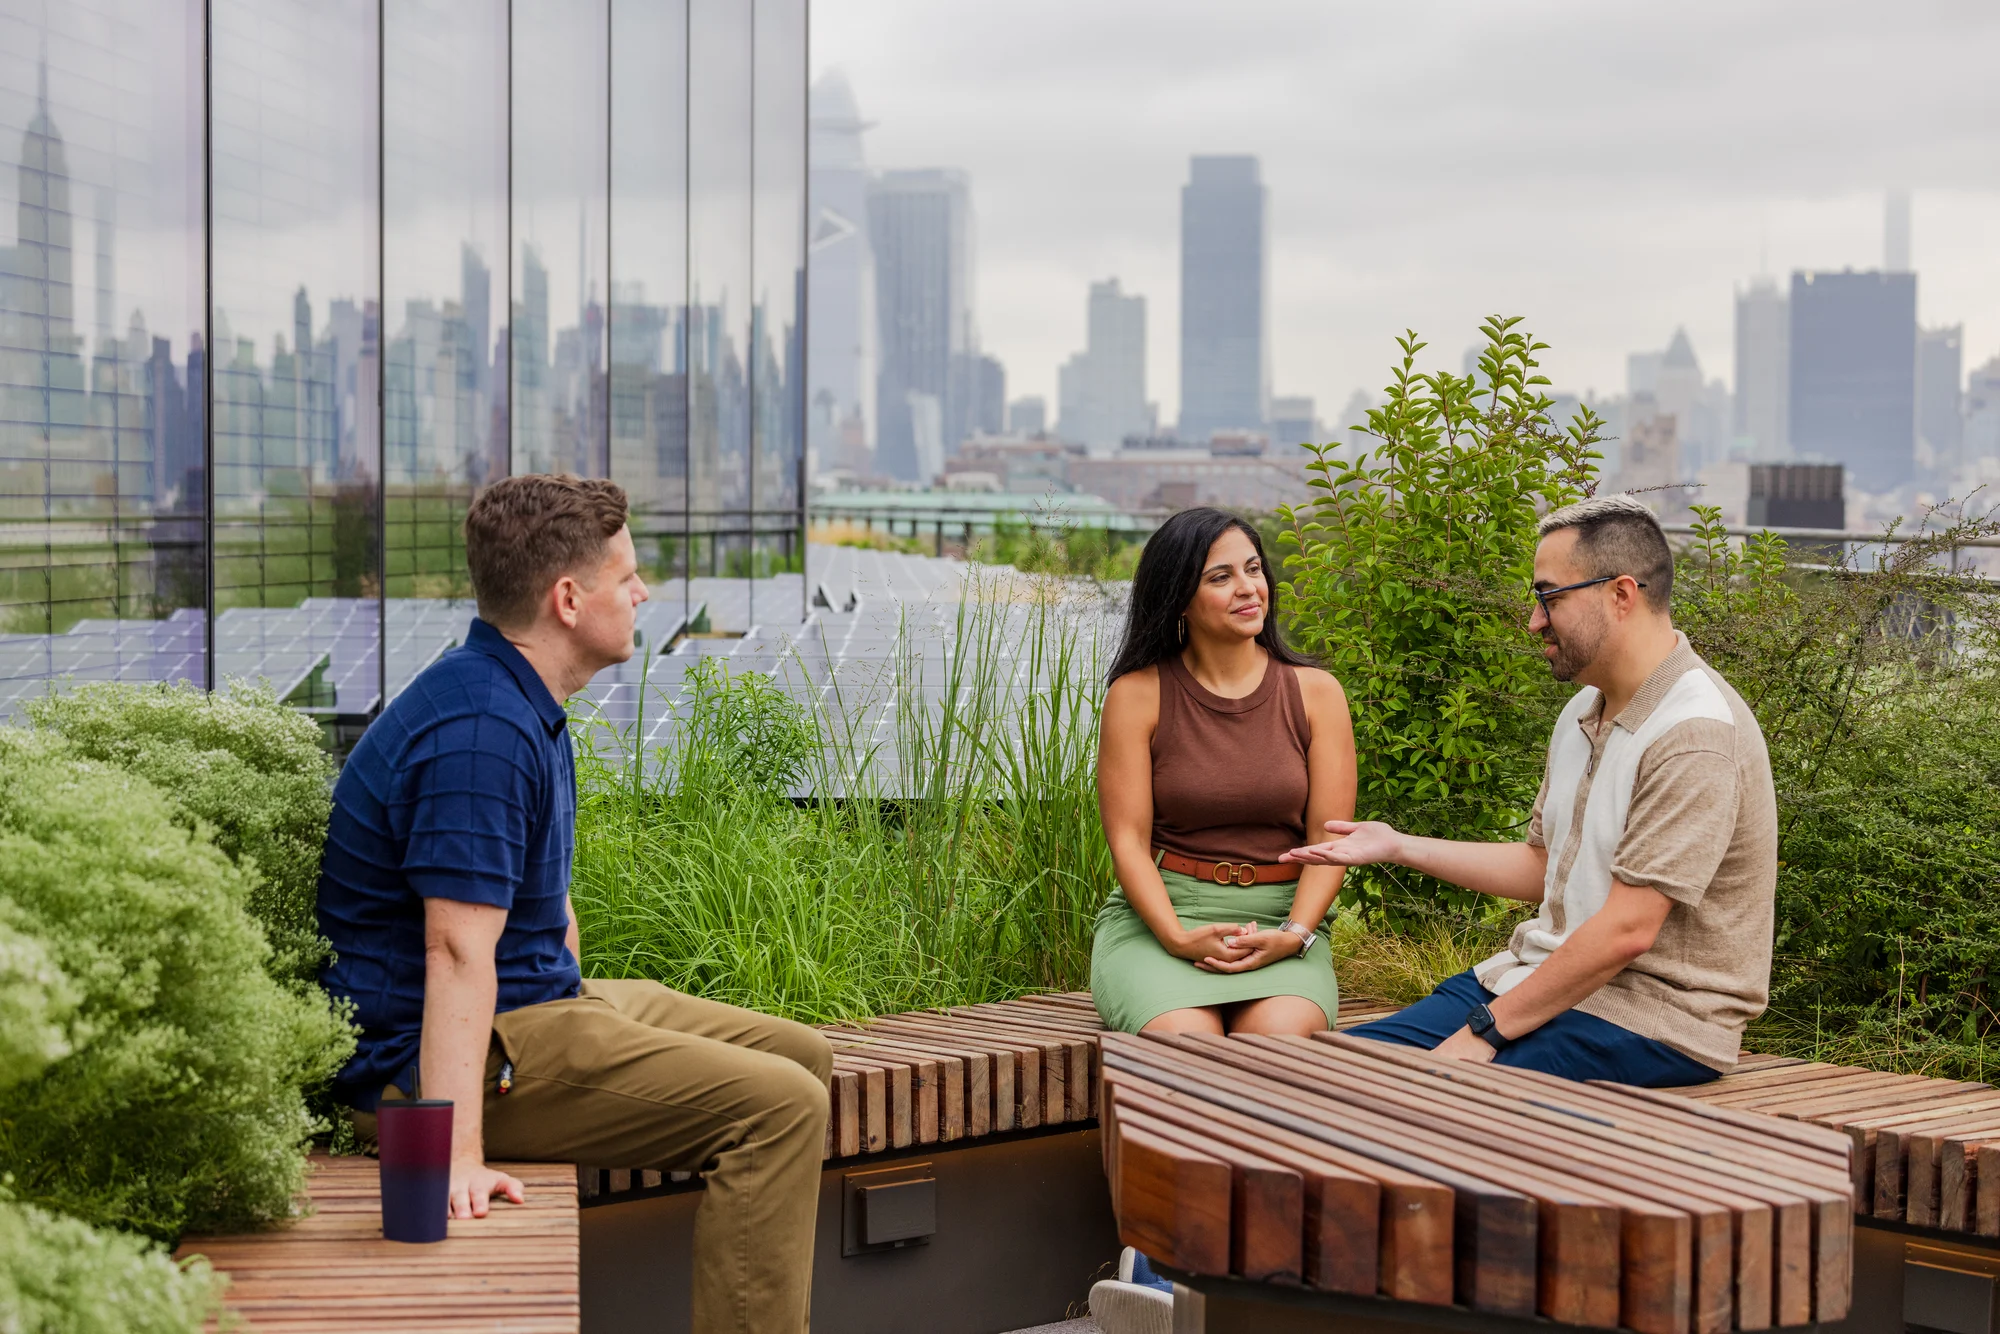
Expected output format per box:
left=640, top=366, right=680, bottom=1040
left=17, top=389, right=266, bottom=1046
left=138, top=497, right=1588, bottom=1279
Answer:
left=1465, top=1003, right=1510, bottom=1052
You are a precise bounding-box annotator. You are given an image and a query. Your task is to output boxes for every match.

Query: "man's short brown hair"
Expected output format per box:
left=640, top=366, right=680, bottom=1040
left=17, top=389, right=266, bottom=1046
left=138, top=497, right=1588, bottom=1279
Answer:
left=464, top=474, right=630, bottom=628
left=1537, top=493, right=1673, bottom=611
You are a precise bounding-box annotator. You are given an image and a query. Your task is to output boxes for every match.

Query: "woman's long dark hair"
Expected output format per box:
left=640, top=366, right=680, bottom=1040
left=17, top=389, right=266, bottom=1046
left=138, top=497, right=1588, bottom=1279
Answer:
left=1106, top=507, right=1308, bottom=683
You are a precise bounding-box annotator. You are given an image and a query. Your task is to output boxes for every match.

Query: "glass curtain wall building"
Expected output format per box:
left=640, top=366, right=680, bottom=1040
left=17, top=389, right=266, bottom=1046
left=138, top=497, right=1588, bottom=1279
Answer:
left=0, top=0, right=806, bottom=726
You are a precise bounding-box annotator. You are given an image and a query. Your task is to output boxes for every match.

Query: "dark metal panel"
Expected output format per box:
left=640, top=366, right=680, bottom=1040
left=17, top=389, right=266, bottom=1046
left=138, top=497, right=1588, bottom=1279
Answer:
left=581, top=1126, right=1120, bottom=1334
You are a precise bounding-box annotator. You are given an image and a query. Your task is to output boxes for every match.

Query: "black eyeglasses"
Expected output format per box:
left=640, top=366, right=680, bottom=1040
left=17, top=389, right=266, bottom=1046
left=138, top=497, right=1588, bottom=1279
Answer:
left=1532, top=574, right=1646, bottom=614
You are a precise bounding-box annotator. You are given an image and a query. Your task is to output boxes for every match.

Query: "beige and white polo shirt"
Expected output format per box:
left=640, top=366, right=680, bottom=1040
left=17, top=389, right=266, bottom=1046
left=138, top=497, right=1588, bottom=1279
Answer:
left=1473, top=633, right=1778, bottom=1072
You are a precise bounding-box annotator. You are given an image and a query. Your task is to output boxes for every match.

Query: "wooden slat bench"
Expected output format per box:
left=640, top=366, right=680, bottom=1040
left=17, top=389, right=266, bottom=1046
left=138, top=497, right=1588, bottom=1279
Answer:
left=1660, top=1055, right=2000, bottom=1235
left=179, top=990, right=1991, bottom=1333
left=175, top=1154, right=578, bottom=1333
left=1100, top=1031, right=1857, bottom=1334
left=582, top=990, right=1401, bottom=1200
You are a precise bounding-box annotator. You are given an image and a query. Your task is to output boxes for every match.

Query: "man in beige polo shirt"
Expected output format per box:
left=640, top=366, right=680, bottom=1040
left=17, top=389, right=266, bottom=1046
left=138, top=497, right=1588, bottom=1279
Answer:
left=1284, top=494, right=1777, bottom=1085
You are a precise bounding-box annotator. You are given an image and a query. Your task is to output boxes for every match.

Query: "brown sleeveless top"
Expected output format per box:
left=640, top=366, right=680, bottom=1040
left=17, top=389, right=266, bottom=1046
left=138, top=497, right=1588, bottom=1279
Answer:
left=1150, top=652, right=1313, bottom=864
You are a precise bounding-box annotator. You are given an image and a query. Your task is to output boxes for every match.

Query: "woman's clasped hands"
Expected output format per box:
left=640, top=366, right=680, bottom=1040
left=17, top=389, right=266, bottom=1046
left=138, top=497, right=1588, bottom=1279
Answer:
left=1167, top=920, right=1302, bottom=973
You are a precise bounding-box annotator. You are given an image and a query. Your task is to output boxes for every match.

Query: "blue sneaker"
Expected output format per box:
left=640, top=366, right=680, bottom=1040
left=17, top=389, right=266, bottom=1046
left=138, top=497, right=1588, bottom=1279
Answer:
left=1117, top=1246, right=1175, bottom=1294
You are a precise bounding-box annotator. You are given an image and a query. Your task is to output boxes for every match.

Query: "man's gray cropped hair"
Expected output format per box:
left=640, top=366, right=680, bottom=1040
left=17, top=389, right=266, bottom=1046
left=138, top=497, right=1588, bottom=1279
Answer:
left=1538, top=494, right=1673, bottom=610
left=1538, top=493, right=1663, bottom=537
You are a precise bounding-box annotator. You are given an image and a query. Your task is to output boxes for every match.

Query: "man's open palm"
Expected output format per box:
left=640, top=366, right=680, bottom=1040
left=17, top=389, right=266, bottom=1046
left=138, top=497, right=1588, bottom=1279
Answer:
left=1283, top=819, right=1404, bottom=867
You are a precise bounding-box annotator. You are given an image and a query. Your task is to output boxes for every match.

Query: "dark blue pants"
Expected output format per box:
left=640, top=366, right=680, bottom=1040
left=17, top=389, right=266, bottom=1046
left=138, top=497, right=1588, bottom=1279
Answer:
left=1346, top=970, right=1719, bottom=1088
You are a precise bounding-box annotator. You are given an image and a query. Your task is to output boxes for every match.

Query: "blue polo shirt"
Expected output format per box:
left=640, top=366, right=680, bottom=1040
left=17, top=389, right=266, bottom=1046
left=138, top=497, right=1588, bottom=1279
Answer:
left=317, top=618, right=582, bottom=1109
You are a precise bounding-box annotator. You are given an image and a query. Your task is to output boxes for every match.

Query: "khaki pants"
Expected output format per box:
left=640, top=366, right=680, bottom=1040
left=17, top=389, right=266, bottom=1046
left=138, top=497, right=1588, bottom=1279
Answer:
left=359, top=979, right=833, bottom=1334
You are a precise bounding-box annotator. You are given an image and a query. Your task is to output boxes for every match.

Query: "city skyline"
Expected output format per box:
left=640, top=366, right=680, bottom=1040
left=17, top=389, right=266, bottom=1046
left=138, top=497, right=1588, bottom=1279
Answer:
left=813, top=0, right=2000, bottom=427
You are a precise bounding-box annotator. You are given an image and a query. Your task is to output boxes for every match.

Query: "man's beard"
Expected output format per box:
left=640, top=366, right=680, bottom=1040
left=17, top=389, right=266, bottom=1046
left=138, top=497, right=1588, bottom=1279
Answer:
left=1542, top=606, right=1607, bottom=682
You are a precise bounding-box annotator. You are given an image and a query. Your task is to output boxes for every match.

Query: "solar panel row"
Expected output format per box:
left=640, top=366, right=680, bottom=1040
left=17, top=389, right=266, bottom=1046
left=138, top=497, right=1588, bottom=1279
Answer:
left=0, top=548, right=1125, bottom=789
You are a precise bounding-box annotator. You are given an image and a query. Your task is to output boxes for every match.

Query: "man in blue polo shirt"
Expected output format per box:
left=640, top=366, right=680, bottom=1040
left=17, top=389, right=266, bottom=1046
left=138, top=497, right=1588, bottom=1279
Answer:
left=319, top=474, right=831, bottom=1334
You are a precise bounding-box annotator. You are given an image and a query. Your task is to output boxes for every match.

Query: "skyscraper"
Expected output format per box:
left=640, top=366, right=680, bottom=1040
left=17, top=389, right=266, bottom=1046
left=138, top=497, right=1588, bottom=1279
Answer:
left=868, top=167, right=970, bottom=481
left=1178, top=155, right=1265, bottom=441
left=1917, top=325, right=1963, bottom=478
left=807, top=71, right=874, bottom=474
left=1268, top=396, right=1318, bottom=451
left=1788, top=270, right=1917, bottom=494
left=1733, top=278, right=1789, bottom=460
left=1007, top=396, right=1046, bottom=437
left=1964, top=356, right=2000, bottom=472
left=1057, top=278, right=1147, bottom=451
left=1655, top=328, right=1723, bottom=470
left=1885, top=189, right=1912, bottom=273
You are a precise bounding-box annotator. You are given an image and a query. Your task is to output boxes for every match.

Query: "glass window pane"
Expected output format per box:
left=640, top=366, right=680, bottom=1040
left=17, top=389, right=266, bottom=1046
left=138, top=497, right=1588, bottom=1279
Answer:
left=0, top=1, right=205, bottom=708
left=383, top=0, right=506, bottom=702
left=751, top=0, right=805, bottom=622
left=210, top=0, right=381, bottom=719
left=690, top=0, right=750, bottom=600
left=512, top=0, right=608, bottom=480
left=610, top=0, right=688, bottom=619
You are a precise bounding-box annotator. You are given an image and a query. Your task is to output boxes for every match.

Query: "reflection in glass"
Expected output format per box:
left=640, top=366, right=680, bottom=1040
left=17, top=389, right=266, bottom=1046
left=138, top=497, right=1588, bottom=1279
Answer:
left=383, top=0, right=507, bottom=700
left=611, top=0, right=689, bottom=617
left=210, top=0, right=381, bottom=715
left=690, top=0, right=751, bottom=588
left=513, top=0, right=608, bottom=480
left=751, top=0, right=806, bottom=620
left=0, top=1, right=809, bottom=723
left=0, top=2, right=205, bottom=705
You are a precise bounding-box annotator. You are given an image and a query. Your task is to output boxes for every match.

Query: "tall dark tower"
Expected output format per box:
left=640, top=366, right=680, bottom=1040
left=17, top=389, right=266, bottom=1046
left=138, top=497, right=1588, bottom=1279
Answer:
left=1178, top=155, right=1265, bottom=442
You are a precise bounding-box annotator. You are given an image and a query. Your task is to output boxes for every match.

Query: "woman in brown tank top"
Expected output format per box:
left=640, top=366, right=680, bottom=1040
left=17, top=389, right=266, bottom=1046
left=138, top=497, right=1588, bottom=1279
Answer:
left=1091, top=507, right=1356, bottom=1036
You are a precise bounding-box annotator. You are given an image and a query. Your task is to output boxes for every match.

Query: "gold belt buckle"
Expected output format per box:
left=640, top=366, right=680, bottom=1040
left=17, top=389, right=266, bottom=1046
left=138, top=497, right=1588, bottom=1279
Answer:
left=1211, top=861, right=1255, bottom=886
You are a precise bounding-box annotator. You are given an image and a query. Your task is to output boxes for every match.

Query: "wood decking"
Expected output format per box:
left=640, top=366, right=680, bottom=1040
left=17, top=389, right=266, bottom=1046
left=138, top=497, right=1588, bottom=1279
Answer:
left=175, top=1154, right=579, bottom=1333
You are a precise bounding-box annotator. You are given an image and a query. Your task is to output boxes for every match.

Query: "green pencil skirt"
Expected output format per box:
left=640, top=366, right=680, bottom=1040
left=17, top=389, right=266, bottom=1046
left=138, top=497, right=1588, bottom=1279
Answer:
left=1089, top=867, right=1340, bottom=1034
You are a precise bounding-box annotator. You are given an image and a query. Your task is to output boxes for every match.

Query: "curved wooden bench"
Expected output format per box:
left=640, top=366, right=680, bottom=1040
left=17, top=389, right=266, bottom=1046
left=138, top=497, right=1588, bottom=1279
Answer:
left=1099, top=1031, right=1856, bottom=1334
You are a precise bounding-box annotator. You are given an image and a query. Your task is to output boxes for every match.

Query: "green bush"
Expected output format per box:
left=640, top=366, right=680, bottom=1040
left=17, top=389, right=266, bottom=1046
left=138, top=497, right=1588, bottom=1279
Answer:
left=1673, top=505, right=2000, bottom=1075
left=0, top=729, right=353, bottom=1240
left=1279, top=317, right=1602, bottom=921
left=0, top=918, right=77, bottom=1090
left=0, top=1196, right=226, bottom=1334
left=969, top=517, right=1142, bottom=582
left=27, top=680, right=337, bottom=988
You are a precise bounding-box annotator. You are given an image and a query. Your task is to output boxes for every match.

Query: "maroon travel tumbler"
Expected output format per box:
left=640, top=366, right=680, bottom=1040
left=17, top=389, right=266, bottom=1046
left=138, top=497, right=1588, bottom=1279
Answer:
left=377, top=1099, right=454, bottom=1243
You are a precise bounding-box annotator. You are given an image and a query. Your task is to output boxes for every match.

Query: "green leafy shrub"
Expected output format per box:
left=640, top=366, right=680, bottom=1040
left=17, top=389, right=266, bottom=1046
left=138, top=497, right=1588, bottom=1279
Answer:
left=969, top=517, right=1142, bottom=582
left=27, top=680, right=337, bottom=987
left=0, top=918, right=77, bottom=1091
left=1673, top=504, right=2000, bottom=1076
left=1326, top=906, right=1523, bottom=1005
left=1279, top=317, right=1602, bottom=921
left=0, top=730, right=353, bottom=1240
left=0, top=1196, right=226, bottom=1334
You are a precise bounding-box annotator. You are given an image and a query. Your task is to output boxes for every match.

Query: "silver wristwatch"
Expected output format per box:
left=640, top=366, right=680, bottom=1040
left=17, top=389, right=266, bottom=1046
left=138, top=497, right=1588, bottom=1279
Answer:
left=1278, top=919, right=1319, bottom=955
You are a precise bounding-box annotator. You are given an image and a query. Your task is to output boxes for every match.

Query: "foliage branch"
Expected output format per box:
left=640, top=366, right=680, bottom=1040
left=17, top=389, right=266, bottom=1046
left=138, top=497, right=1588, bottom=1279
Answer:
left=1279, top=316, right=1602, bottom=921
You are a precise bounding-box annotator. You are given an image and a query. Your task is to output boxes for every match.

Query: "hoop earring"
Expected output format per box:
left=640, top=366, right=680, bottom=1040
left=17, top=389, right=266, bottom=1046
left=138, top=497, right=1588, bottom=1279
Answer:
left=1177, top=616, right=1187, bottom=646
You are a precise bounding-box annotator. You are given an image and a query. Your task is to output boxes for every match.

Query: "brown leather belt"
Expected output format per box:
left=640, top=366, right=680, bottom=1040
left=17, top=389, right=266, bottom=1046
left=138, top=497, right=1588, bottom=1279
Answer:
left=1155, top=848, right=1300, bottom=886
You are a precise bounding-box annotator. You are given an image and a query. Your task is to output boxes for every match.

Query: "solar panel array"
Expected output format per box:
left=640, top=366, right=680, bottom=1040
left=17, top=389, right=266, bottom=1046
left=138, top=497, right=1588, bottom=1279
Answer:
left=0, top=547, right=1122, bottom=792
left=572, top=547, right=1120, bottom=792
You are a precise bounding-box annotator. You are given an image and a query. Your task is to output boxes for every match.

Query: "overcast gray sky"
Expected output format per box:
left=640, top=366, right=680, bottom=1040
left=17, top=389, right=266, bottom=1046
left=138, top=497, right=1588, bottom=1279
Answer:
left=813, top=0, right=2000, bottom=428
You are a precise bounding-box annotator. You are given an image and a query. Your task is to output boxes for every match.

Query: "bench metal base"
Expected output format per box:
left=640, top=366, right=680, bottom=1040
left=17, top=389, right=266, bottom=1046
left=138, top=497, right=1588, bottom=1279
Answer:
left=581, top=1124, right=1120, bottom=1334
left=1178, top=1220, right=2000, bottom=1334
